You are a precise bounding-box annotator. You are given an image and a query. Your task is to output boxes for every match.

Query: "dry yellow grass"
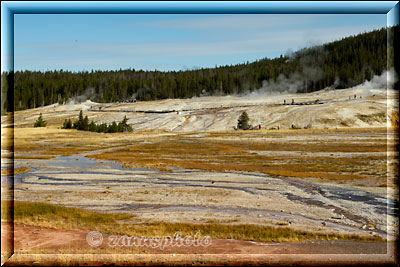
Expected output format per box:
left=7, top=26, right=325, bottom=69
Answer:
left=89, top=129, right=390, bottom=185
left=4, top=126, right=394, bottom=186
left=10, top=128, right=133, bottom=156
left=1, top=201, right=385, bottom=243
left=1, top=167, right=30, bottom=176
left=13, top=155, right=56, bottom=160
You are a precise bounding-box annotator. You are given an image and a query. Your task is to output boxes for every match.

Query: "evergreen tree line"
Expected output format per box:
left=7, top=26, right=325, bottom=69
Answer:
left=2, top=26, right=397, bottom=112
left=62, top=111, right=133, bottom=133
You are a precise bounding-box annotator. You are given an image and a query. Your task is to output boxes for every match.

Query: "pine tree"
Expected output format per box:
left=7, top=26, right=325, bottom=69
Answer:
left=62, top=118, right=72, bottom=129
left=237, top=111, right=250, bottom=130
left=118, top=115, right=133, bottom=132
left=76, top=110, right=85, bottom=130
left=82, top=115, right=89, bottom=131
left=108, top=121, right=118, bottom=133
left=88, top=121, right=97, bottom=132
left=33, top=113, right=47, bottom=127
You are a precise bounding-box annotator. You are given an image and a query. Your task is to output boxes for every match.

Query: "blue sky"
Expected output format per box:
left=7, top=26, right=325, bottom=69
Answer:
left=12, top=14, right=387, bottom=72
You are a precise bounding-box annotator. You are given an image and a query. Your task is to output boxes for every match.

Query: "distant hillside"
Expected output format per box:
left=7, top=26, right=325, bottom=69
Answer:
left=1, top=26, right=397, bottom=112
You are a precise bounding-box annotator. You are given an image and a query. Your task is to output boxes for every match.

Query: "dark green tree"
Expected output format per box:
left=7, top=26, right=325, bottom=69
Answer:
left=62, top=118, right=72, bottom=129
left=82, top=115, right=89, bottom=131
left=237, top=111, right=250, bottom=130
left=107, top=121, right=118, bottom=133
left=74, top=110, right=86, bottom=130
left=118, top=116, right=133, bottom=132
left=88, top=121, right=97, bottom=132
left=33, top=113, right=47, bottom=127
left=98, top=123, right=108, bottom=133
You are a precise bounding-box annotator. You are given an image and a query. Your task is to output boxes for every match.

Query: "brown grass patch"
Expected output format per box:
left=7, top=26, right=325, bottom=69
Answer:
left=89, top=132, right=388, bottom=184
left=2, top=201, right=384, bottom=243
left=7, top=126, right=391, bottom=184
left=1, top=167, right=30, bottom=176
left=14, top=155, right=56, bottom=160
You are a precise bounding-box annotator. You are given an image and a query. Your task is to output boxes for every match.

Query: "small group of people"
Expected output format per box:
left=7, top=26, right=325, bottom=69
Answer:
left=349, top=94, right=362, bottom=100
left=283, top=99, right=295, bottom=105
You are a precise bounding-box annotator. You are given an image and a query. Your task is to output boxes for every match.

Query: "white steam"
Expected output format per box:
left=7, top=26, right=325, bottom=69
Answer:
left=242, top=68, right=397, bottom=98
left=66, top=87, right=97, bottom=105
left=242, top=67, right=322, bottom=98
left=348, top=68, right=397, bottom=95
